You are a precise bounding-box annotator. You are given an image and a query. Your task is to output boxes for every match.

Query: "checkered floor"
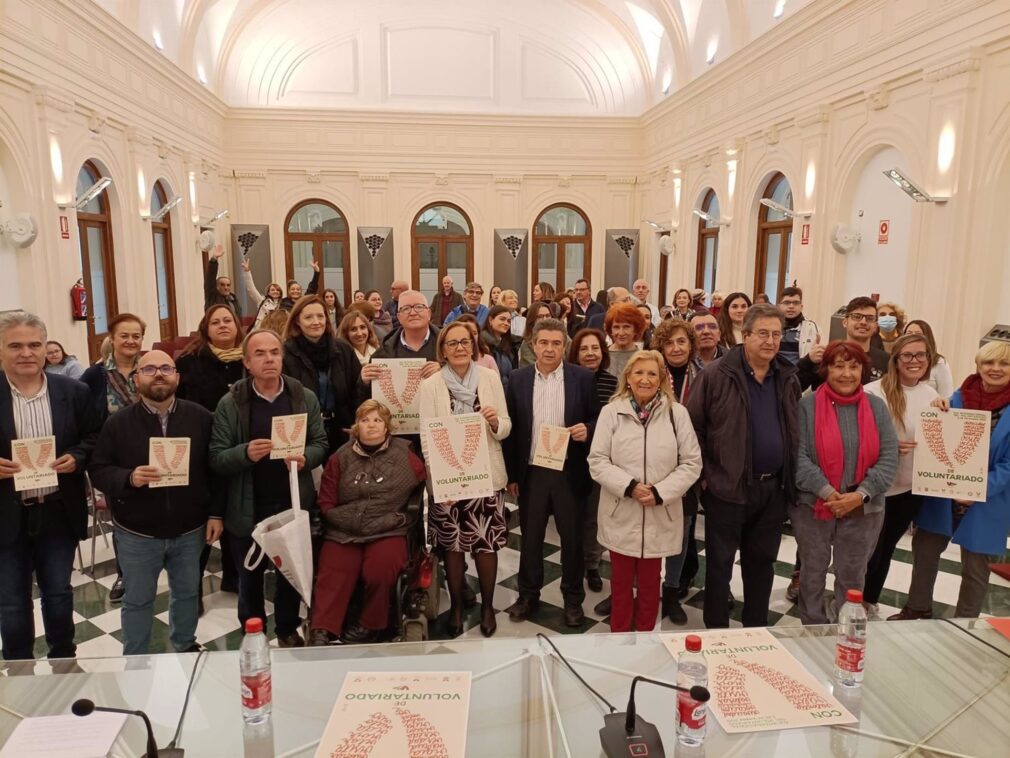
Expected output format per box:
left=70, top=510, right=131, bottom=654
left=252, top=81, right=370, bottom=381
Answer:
left=13, top=507, right=1010, bottom=658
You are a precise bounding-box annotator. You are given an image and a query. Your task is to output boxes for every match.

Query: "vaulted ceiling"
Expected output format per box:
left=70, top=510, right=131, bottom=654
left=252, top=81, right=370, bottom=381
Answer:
left=92, top=0, right=812, bottom=116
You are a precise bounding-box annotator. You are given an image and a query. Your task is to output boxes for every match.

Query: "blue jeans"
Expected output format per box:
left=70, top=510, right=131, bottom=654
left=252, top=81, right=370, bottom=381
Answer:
left=663, top=513, right=695, bottom=590
left=116, top=526, right=204, bottom=655
left=0, top=523, right=77, bottom=660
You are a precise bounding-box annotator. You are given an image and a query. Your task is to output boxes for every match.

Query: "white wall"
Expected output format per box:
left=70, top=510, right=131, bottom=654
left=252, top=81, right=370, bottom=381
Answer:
left=0, top=152, right=20, bottom=310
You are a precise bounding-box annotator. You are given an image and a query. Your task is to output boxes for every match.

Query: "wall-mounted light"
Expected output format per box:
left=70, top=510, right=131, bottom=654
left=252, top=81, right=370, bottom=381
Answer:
left=706, top=38, right=718, bottom=65
left=883, top=168, right=948, bottom=203
left=142, top=194, right=182, bottom=222
left=661, top=69, right=673, bottom=95
left=937, top=125, right=956, bottom=173
left=49, top=135, right=63, bottom=186
left=188, top=171, right=199, bottom=223
left=727, top=159, right=738, bottom=198
left=60, top=176, right=112, bottom=210
left=152, top=29, right=164, bottom=51
left=136, top=167, right=146, bottom=207
left=673, top=175, right=682, bottom=208
left=805, top=162, right=816, bottom=199
left=773, top=0, right=787, bottom=19
left=196, top=63, right=208, bottom=85
left=196, top=209, right=229, bottom=226
left=693, top=209, right=729, bottom=227
left=761, top=198, right=811, bottom=219
left=642, top=219, right=675, bottom=232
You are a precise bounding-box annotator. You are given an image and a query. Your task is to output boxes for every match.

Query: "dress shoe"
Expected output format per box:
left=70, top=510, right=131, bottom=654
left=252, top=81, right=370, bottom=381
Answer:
left=109, top=576, right=124, bottom=603
left=341, top=624, right=380, bottom=644
left=181, top=643, right=205, bottom=653
left=480, top=605, right=497, bottom=638
left=586, top=569, right=603, bottom=593
left=661, top=585, right=677, bottom=617
left=277, top=630, right=306, bottom=648
left=563, top=605, right=585, bottom=627
left=308, top=628, right=340, bottom=646
left=786, top=571, right=801, bottom=603
left=887, top=606, right=933, bottom=621
left=677, top=578, right=693, bottom=600
left=462, top=582, right=478, bottom=609
left=505, top=597, right=537, bottom=622
left=667, top=600, right=688, bottom=625
left=728, top=591, right=736, bottom=609
left=594, top=596, right=612, bottom=616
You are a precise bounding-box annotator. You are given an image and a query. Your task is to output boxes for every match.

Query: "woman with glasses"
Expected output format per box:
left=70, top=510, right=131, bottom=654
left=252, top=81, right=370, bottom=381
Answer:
left=44, top=341, right=85, bottom=380
left=904, top=320, right=953, bottom=398
left=862, top=334, right=939, bottom=615
left=716, top=292, right=752, bottom=348
left=418, top=322, right=511, bottom=638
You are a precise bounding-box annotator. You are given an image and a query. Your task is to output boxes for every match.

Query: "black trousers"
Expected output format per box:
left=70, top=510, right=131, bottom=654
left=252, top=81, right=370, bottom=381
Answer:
left=518, top=467, right=585, bottom=608
left=703, top=481, right=786, bottom=628
left=863, top=490, right=922, bottom=604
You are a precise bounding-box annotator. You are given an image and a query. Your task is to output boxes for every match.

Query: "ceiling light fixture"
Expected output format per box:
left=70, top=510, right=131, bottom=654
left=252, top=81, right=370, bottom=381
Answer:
left=692, top=209, right=729, bottom=227
left=883, top=168, right=948, bottom=203
left=760, top=198, right=811, bottom=219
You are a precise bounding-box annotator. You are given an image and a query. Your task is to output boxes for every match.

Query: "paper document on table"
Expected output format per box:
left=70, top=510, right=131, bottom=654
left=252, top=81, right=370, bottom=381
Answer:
left=11, top=436, right=58, bottom=492
left=664, top=628, right=856, bottom=733
left=315, top=671, right=471, bottom=758
left=0, top=712, right=127, bottom=758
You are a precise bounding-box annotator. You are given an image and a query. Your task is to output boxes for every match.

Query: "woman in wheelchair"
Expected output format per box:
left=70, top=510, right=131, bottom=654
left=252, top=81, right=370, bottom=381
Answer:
left=308, top=400, right=427, bottom=645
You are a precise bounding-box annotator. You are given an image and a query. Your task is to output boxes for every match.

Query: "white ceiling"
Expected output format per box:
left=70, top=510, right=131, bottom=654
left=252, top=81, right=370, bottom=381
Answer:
left=92, top=0, right=812, bottom=116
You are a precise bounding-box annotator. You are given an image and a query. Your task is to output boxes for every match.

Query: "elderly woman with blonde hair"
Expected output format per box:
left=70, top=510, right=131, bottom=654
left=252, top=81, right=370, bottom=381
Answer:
left=589, top=350, right=702, bottom=632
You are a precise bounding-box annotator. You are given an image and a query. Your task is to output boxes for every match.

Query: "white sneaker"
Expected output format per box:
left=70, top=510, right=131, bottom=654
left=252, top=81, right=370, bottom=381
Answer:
left=864, top=602, right=880, bottom=620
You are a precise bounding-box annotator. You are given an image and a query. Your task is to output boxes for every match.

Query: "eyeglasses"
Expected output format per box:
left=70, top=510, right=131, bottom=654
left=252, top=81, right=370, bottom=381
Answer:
left=897, top=351, right=929, bottom=363
left=750, top=330, right=783, bottom=342
left=399, top=304, right=428, bottom=315
left=465, top=290, right=483, bottom=296
left=847, top=313, right=877, bottom=323
left=135, top=365, right=177, bottom=377
left=445, top=338, right=473, bottom=350
left=694, top=323, right=719, bottom=332
left=779, top=299, right=802, bottom=307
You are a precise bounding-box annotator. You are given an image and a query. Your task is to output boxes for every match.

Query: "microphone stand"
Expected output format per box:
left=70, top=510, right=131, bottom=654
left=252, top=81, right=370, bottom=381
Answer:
left=72, top=699, right=168, bottom=757
left=600, top=676, right=711, bottom=758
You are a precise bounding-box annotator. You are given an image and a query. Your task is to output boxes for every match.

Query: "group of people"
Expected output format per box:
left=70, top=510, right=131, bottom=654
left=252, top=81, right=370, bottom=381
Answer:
left=3, top=259, right=1008, bottom=663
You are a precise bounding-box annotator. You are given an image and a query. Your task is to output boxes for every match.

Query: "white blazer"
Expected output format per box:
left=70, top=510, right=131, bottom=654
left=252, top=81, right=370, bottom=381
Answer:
left=417, top=364, right=511, bottom=491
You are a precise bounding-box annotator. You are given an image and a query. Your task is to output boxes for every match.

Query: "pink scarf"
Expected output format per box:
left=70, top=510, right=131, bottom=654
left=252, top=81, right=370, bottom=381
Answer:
left=813, top=383, right=879, bottom=520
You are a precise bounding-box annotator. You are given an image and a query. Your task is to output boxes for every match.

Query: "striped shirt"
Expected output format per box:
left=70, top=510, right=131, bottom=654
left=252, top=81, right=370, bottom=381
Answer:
left=10, top=374, right=57, bottom=499
left=530, top=362, right=565, bottom=463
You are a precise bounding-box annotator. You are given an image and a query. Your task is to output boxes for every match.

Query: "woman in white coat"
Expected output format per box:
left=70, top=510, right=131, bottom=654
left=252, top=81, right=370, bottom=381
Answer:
left=589, top=350, right=702, bottom=633
left=418, top=321, right=511, bottom=638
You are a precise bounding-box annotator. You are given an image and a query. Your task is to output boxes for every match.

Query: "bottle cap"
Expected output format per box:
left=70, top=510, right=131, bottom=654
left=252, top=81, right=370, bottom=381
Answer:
left=846, top=589, right=863, bottom=604
left=685, top=634, right=702, bottom=652
left=245, top=617, right=264, bottom=634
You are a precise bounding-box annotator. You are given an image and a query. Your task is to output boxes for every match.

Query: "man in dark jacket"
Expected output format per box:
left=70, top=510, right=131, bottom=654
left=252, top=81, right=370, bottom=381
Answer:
left=429, top=276, right=463, bottom=327
left=0, top=312, right=100, bottom=661
left=797, top=296, right=887, bottom=389
left=685, top=303, right=801, bottom=629
left=89, top=350, right=221, bottom=655
left=204, top=245, right=242, bottom=316
left=503, top=318, right=599, bottom=628
left=210, top=330, right=329, bottom=647
left=569, top=278, right=605, bottom=336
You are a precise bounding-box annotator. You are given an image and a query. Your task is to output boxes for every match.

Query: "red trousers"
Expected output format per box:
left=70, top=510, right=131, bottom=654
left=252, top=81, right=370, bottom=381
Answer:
left=312, top=536, right=407, bottom=635
left=609, top=551, right=661, bottom=633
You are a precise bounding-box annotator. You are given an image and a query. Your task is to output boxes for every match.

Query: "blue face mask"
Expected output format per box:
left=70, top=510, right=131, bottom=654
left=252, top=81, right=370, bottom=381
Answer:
left=878, top=315, right=898, bottom=332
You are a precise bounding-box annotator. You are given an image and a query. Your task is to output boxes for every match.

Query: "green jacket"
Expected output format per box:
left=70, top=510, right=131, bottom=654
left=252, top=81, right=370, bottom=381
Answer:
left=209, top=375, right=329, bottom=537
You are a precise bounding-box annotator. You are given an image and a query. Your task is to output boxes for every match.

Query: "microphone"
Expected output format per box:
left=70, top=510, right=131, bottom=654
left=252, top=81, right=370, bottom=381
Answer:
left=599, top=676, right=711, bottom=758
left=72, top=698, right=178, bottom=758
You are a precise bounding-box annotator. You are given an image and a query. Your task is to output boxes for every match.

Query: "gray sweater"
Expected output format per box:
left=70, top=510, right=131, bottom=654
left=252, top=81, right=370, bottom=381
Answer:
left=795, top=392, right=898, bottom=514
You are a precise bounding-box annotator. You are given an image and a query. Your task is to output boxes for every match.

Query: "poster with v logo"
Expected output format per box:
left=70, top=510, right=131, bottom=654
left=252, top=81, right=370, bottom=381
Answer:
left=532, top=424, right=570, bottom=471
left=148, top=437, right=191, bottom=488
left=11, top=435, right=58, bottom=492
left=370, top=358, right=426, bottom=434
left=421, top=413, right=494, bottom=503
left=913, top=408, right=991, bottom=501
left=271, top=413, right=307, bottom=460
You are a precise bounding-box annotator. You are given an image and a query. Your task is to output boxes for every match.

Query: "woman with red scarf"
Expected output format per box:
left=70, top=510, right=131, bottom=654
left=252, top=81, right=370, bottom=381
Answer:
left=793, top=341, right=898, bottom=625
left=890, top=340, right=1010, bottom=620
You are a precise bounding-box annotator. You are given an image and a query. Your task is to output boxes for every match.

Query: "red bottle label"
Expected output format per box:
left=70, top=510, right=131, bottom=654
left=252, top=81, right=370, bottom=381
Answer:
left=835, top=643, right=864, bottom=673
left=678, top=691, right=706, bottom=729
left=242, top=671, right=272, bottom=709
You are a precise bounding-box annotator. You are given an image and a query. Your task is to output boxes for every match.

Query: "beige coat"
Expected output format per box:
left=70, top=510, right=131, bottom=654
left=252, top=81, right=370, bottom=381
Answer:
left=589, top=396, right=702, bottom=559
left=417, top=364, right=511, bottom=491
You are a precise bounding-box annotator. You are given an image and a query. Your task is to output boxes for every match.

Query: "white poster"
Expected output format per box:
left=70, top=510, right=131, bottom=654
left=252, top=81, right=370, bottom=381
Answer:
left=371, top=358, right=426, bottom=435
left=316, top=671, right=471, bottom=758
left=270, top=413, right=307, bottom=460
left=663, top=628, right=856, bottom=734
left=11, top=436, right=58, bottom=492
left=148, top=437, right=190, bottom=488
left=421, top=413, right=494, bottom=503
left=532, top=424, right=570, bottom=471
left=913, top=408, right=991, bottom=502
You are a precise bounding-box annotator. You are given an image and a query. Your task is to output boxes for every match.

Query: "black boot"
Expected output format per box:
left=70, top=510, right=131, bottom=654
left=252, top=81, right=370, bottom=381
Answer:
left=661, top=585, right=677, bottom=617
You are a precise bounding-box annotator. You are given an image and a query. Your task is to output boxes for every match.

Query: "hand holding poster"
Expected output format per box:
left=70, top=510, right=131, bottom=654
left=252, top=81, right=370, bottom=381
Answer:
left=148, top=437, right=190, bottom=488
left=421, top=413, right=493, bottom=503
left=11, top=436, right=58, bottom=492
left=532, top=424, right=570, bottom=471
left=270, top=413, right=307, bottom=460
left=315, top=671, right=471, bottom=758
left=663, top=628, right=855, bottom=733
left=371, top=358, right=426, bottom=434
left=913, top=408, right=991, bottom=501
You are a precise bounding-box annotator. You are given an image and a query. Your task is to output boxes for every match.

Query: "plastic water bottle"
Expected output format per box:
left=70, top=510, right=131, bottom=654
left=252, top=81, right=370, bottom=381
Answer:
left=835, top=589, right=867, bottom=687
left=677, top=634, right=708, bottom=746
left=240, top=618, right=272, bottom=725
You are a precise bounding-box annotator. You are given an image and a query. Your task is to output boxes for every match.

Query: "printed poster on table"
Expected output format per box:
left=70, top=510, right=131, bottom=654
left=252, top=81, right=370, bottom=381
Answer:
left=663, top=628, right=856, bottom=734
left=421, top=413, right=493, bottom=503
left=532, top=424, right=570, bottom=471
left=315, top=671, right=471, bottom=758
left=148, top=437, right=190, bottom=488
left=270, top=413, right=307, bottom=460
left=913, top=408, right=991, bottom=502
left=371, top=358, right=426, bottom=434
left=11, top=436, right=58, bottom=492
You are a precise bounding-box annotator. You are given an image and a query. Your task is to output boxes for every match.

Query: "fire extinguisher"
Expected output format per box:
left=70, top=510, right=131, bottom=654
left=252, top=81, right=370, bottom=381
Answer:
left=71, top=278, right=88, bottom=321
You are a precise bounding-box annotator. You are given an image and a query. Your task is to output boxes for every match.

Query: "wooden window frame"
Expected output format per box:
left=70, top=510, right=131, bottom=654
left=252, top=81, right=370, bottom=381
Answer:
left=284, top=198, right=353, bottom=305
left=695, top=189, right=720, bottom=290
left=410, top=202, right=475, bottom=290
left=753, top=173, right=794, bottom=301
left=531, top=202, right=592, bottom=295
left=76, top=160, right=118, bottom=363
left=151, top=181, right=178, bottom=342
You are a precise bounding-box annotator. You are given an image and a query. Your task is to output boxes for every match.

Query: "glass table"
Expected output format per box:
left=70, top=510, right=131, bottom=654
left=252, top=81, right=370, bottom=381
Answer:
left=1, top=619, right=1008, bottom=757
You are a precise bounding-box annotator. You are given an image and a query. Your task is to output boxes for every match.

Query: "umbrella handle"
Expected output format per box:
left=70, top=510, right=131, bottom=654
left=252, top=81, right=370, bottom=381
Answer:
left=289, top=459, right=301, bottom=513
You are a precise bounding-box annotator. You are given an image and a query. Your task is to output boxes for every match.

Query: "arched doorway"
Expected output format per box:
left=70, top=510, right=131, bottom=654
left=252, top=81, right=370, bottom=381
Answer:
left=76, top=160, right=118, bottom=361
left=754, top=172, right=794, bottom=302
left=150, top=180, right=178, bottom=341
left=695, top=189, right=720, bottom=293
left=531, top=203, right=591, bottom=293
left=411, top=203, right=474, bottom=303
left=284, top=199, right=352, bottom=304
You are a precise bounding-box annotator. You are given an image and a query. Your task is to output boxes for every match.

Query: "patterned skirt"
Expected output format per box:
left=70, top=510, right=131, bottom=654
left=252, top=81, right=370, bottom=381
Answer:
left=427, top=490, right=507, bottom=554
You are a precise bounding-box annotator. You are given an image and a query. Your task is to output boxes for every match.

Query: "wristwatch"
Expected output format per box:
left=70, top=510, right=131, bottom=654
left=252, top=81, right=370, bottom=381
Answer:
left=860, top=492, right=870, bottom=505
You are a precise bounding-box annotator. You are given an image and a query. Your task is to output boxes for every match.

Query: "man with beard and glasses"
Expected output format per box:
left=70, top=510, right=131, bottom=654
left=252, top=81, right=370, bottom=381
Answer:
left=90, top=350, right=221, bottom=655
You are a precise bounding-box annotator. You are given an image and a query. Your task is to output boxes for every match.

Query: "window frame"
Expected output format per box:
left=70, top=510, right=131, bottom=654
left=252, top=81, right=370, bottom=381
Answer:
left=695, top=189, right=720, bottom=292
left=753, top=172, right=794, bottom=303
left=150, top=180, right=178, bottom=341
left=76, top=160, right=118, bottom=362
left=410, top=202, right=475, bottom=296
left=531, top=202, right=592, bottom=295
left=284, top=199, right=353, bottom=305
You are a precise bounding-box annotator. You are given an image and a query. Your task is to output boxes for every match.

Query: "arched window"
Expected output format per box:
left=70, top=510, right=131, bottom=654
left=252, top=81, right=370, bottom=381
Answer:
left=412, top=203, right=474, bottom=302
left=285, top=200, right=352, bottom=305
left=76, top=161, right=118, bottom=362
left=150, top=180, right=178, bottom=341
left=532, top=203, right=591, bottom=294
left=754, top=173, right=794, bottom=303
left=695, top=190, right=720, bottom=293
